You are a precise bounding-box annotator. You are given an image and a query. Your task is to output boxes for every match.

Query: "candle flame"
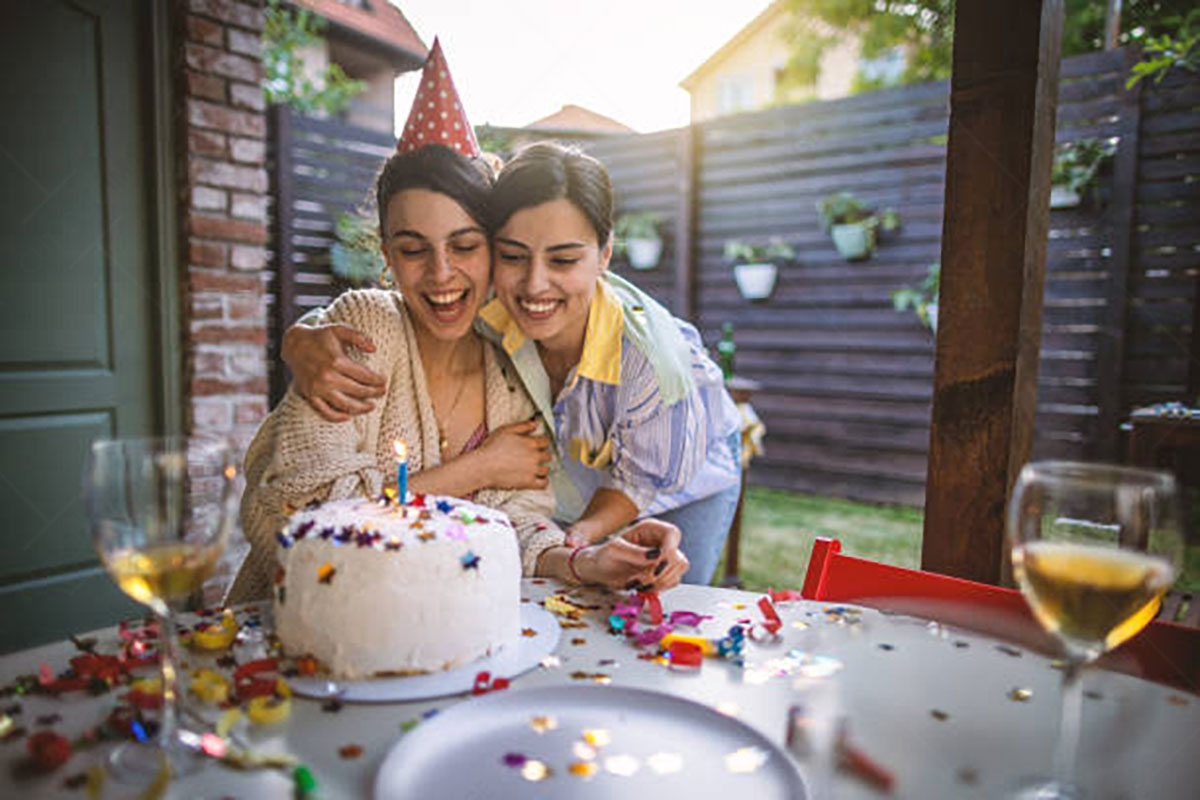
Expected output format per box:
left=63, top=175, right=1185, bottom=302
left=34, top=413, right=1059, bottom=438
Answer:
left=393, top=440, right=407, bottom=460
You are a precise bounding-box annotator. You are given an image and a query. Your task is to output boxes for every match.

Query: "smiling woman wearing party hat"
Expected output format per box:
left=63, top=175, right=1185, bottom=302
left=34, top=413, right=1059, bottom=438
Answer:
left=227, top=39, right=690, bottom=603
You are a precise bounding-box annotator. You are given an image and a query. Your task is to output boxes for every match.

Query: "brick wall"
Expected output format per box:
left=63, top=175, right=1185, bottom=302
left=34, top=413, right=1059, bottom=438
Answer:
left=179, top=0, right=269, bottom=601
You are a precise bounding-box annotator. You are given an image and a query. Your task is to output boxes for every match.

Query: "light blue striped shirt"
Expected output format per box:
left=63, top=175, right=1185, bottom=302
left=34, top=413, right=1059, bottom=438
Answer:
left=478, top=274, right=741, bottom=523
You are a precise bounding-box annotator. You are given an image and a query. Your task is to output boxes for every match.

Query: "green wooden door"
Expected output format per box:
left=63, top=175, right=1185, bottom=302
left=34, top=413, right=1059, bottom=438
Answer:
left=0, top=0, right=162, bottom=652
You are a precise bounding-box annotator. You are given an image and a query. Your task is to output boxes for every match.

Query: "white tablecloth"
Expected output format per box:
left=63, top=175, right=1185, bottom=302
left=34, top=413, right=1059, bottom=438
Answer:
left=0, top=579, right=1196, bottom=798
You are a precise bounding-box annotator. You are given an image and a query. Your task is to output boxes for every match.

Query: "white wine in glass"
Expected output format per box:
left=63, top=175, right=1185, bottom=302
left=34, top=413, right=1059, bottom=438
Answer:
left=1007, top=461, right=1181, bottom=799
left=85, top=435, right=238, bottom=783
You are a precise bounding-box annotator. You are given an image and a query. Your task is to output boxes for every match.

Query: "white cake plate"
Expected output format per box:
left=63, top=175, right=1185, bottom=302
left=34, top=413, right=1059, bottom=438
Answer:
left=289, top=604, right=560, bottom=703
left=374, top=684, right=807, bottom=799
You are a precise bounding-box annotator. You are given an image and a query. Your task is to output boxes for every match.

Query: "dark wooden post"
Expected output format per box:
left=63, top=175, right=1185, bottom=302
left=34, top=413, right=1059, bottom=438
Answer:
left=268, top=104, right=296, bottom=405
left=674, top=124, right=699, bottom=319
left=922, top=0, right=1065, bottom=583
left=1093, top=47, right=1143, bottom=459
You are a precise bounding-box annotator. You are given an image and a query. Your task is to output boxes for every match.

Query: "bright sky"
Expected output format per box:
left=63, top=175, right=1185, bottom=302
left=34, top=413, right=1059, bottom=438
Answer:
left=391, top=0, right=773, bottom=134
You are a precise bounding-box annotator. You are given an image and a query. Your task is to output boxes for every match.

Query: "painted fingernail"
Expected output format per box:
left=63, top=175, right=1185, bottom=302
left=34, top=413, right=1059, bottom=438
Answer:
left=645, top=548, right=661, bottom=560
left=654, top=560, right=666, bottom=576
left=624, top=579, right=639, bottom=591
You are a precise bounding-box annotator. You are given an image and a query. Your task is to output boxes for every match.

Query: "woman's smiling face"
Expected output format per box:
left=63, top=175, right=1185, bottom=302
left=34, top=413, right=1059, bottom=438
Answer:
left=382, top=188, right=490, bottom=341
left=492, top=197, right=611, bottom=354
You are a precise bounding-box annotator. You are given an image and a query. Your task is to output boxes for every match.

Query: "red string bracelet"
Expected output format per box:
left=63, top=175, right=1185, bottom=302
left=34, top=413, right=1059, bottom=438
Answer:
left=568, top=544, right=587, bottom=583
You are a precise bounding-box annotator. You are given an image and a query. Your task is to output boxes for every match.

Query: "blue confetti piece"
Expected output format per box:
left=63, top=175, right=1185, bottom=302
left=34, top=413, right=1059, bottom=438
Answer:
left=275, top=531, right=292, bottom=548
left=460, top=551, right=481, bottom=570
left=131, top=720, right=148, bottom=743
left=422, top=708, right=440, bottom=719
left=436, top=500, right=454, bottom=514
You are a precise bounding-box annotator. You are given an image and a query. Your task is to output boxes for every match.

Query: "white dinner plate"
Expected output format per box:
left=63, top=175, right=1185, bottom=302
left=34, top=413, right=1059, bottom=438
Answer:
left=373, top=684, right=807, bottom=799
left=289, top=604, right=560, bottom=703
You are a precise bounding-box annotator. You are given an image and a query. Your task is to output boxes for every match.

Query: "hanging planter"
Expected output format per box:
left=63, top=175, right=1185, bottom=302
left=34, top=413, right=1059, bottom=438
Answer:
left=625, top=237, right=663, bottom=270
left=724, top=237, right=793, bottom=302
left=331, top=212, right=384, bottom=285
left=830, top=222, right=876, bottom=261
left=614, top=211, right=663, bottom=270
left=733, top=262, right=778, bottom=301
left=891, top=261, right=940, bottom=335
left=816, top=192, right=899, bottom=262
left=1049, top=138, right=1115, bottom=210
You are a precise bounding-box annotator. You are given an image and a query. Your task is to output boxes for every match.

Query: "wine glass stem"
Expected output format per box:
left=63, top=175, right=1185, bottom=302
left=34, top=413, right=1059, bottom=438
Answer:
left=158, top=608, right=182, bottom=750
left=1052, top=660, right=1084, bottom=784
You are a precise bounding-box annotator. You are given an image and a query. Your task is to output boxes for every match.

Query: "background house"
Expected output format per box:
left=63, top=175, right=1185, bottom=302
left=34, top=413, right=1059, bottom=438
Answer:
left=680, top=0, right=890, bottom=122
left=289, top=0, right=425, bottom=132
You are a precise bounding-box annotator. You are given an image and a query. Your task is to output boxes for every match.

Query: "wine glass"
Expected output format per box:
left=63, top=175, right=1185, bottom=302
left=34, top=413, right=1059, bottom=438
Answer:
left=1006, top=460, right=1182, bottom=798
left=84, top=435, right=239, bottom=782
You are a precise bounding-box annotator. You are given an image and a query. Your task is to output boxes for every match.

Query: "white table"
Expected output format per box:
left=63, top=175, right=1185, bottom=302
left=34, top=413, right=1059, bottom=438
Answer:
left=1, top=579, right=1196, bottom=798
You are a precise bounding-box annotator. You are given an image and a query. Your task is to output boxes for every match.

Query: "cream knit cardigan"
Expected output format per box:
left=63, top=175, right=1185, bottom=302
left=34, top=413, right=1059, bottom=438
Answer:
left=226, top=289, right=564, bottom=603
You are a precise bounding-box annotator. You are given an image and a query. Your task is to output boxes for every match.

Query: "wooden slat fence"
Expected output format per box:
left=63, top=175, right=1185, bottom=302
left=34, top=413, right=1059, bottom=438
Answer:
left=268, top=47, right=1200, bottom=507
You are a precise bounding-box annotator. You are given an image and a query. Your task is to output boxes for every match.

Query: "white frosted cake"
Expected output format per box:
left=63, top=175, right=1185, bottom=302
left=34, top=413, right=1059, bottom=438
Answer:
left=272, top=493, right=521, bottom=679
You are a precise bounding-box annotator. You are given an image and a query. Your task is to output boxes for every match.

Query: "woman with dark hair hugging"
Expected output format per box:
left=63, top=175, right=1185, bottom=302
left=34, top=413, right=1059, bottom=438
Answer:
left=227, top=51, right=687, bottom=604
left=283, top=140, right=741, bottom=587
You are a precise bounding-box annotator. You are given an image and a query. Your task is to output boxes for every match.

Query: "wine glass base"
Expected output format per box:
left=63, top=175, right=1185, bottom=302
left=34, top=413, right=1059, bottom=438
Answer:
left=1010, top=776, right=1086, bottom=799
left=107, top=736, right=206, bottom=784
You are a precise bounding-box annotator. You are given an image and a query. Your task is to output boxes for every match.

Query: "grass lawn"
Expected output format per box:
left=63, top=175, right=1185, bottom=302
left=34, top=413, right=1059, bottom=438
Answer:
left=718, top=486, right=1200, bottom=596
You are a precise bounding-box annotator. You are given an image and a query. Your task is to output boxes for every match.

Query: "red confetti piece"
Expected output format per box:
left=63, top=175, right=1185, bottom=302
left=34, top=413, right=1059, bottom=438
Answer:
left=637, top=592, right=663, bottom=625
left=338, top=744, right=363, bottom=759
left=667, top=641, right=704, bottom=668
left=37, top=662, right=54, bottom=687
left=758, top=597, right=782, bottom=634
left=471, top=671, right=510, bottom=695
left=769, top=588, right=804, bottom=603
left=122, top=690, right=162, bottom=710
left=26, top=731, right=72, bottom=772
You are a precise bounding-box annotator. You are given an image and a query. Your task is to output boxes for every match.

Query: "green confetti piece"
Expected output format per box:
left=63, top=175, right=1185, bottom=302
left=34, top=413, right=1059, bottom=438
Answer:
left=293, top=764, right=317, bottom=794
left=399, top=718, right=419, bottom=733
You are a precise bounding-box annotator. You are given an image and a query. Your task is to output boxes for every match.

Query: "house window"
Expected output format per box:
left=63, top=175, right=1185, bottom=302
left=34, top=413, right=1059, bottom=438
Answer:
left=716, top=74, right=753, bottom=115
left=859, top=46, right=906, bottom=85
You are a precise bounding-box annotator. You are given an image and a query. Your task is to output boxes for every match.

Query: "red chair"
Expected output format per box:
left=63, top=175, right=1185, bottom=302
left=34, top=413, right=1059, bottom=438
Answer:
left=801, top=538, right=1198, bottom=692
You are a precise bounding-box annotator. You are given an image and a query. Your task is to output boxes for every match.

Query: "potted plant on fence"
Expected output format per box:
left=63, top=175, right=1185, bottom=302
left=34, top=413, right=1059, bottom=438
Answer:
left=723, top=237, right=794, bottom=301
left=891, top=261, right=940, bottom=333
left=816, top=192, right=899, bottom=261
left=614, top=211, right=663, bottom=270
left=1050, top=139, right=1116, bottom=209
left=331, top=212, right=384, bottom=285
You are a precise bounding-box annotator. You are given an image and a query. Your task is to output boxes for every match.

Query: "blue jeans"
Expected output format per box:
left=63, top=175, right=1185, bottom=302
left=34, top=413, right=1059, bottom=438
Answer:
left=655, top=433, right=743, bottom=585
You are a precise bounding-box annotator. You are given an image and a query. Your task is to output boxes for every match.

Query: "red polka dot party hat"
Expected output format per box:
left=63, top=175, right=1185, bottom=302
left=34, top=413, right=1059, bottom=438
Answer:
left=396, top=37, right=481, bottom=158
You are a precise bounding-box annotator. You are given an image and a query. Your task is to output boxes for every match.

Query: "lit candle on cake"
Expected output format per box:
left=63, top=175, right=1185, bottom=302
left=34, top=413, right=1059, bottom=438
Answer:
left=393, top=440, right=408, bottom=505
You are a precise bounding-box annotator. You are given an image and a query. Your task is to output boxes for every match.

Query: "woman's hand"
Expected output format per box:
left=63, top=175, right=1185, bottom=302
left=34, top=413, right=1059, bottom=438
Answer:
left=470, top=420, right=551, bottom=490
left=573, top=519, right=689, bottom=592
left=281, top=323, right=387, bottom=422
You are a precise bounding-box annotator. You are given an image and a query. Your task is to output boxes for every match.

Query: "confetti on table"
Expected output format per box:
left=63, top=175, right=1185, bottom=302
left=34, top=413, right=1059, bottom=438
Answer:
left=460, top=551, right=481, bottom=570
left=568, top=761, right=598, bottom=779
left=293, top=765, right=317, bottom=796
left=521, top=759, right=551, bottom=782
left=646, top=752, right=684, bottom=775
left=930, top=709, right=950, bottom=721
left=538, top=656, right=561, bottom=670
left=571, top=638, right=587, bottom=646
left=1008, top=688, right=1033, bottom=702
left=582, top=728, right=611, bottom=748
left=1083, top=690, right=1103, bottom=701
left=317, top=564, right=336, bottom=584
left=502, top=752, right=527, bottom=767
left=529, top=715, right=557, bottom=734
left=605, top=754, right=640, bottom=776
left=521, top=628, right=537, bottom=637
left=338, top=744, right=363, bottom=759
left=995, top=644, right=1022, bottom=657
left=877, top=643, right=895, bottom=651
left=573, top=742, right=597, bottom=761
left=725, top=746, right=768, bottom=774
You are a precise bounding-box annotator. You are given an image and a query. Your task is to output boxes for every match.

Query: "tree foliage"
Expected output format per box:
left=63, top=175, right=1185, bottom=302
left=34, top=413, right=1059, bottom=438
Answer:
left=262, top=0, right=366, bottom=114
left=780, top=0, right=1195, bottom=92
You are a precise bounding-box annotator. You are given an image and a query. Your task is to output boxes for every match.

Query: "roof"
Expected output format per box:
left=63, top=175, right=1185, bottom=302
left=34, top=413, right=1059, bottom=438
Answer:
left=291, top=0, right=426, bottom=67
left=679, top=1, right=786, bottom=90
left=524, top=105, right=635, bottom=134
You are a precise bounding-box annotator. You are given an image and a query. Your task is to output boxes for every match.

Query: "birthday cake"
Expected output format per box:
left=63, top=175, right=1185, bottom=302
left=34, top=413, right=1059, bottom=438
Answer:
left=272, top=493, right=522, bottom=679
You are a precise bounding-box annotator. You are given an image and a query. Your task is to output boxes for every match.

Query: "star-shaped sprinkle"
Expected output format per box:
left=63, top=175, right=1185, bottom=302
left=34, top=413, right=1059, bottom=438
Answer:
left=460, top=551, right=481, bottom=570
left=529, top=715, right=557, bottom=734
left=436, top=500, right=454, bottom=513
left=317, top=564, right=336, bottom=584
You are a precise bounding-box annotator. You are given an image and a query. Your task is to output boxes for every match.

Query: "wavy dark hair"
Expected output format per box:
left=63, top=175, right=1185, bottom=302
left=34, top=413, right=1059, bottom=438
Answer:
left=488, top=141, right=613, bottom=245
left=374, top=145, right=494, bottom=234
